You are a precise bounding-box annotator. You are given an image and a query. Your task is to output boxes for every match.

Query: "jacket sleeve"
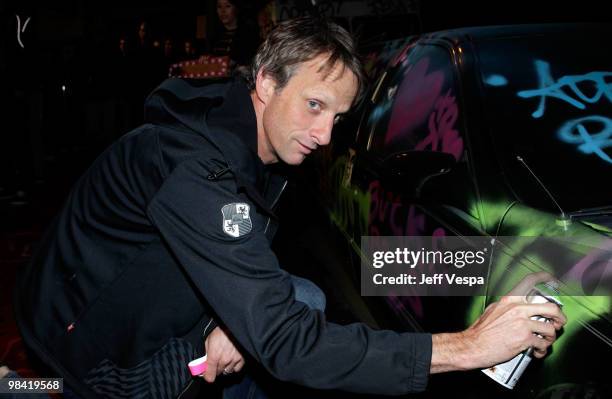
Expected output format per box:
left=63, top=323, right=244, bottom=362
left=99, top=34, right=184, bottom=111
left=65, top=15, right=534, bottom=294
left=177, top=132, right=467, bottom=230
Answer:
left=146, top=159, right=432, bottom=395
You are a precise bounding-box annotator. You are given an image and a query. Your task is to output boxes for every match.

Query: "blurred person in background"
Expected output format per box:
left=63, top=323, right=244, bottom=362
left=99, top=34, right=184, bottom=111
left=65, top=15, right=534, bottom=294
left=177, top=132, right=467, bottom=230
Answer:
left=210, top=0, right=260, bottom=74
left=182, top=38, right=198, bottom=60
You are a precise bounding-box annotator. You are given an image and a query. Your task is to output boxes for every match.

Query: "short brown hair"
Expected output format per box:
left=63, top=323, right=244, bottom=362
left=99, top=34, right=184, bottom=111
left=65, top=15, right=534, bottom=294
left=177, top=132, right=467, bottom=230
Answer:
left=248, top=17, right=366, bottom=106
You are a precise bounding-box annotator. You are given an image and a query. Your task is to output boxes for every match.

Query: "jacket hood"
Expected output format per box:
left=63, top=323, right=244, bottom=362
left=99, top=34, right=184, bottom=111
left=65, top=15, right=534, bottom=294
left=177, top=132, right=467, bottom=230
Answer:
left=144, top=78, right=284, bottom=214
left=144, top=77, right=261, bottom=175
left=144, top=78, right=230, bottom=134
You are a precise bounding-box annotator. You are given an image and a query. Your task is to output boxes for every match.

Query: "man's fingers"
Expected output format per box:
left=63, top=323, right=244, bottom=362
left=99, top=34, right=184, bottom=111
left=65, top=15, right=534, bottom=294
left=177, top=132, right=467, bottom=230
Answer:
left=528, top=320, right=557, bottom=359
left=520, top=303, right=567, bottom=327
left=532, top=345, right=548, bottom=359
left=201, top=326, right=245, bottom=380
left=528, top=320, right=556, bottom=341
left=219, top=359, right=234, bottom=376
left=203, top=353, right=219, bottom=383
left=531, top=333, right=553, bottom=358
left=498, top=294, right=524, bottom=305
left=203, top=366, right=218, bottom=382
left=221, top=354, right=244, bottom=376
left=551, top=317, right=566, bottom=330
left=232, top=359, right=245, bottom=373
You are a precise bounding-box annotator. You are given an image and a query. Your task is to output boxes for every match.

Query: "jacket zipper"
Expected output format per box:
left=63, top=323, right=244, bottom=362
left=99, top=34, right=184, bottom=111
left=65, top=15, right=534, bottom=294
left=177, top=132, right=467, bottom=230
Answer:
left=178, top=318, right=215, bottom=398
left=207, top=167, right=230, bottom=180
left=265, top=180, right=288, bottom=234
left=177, top=380, right=194, bottom=399
left=270, top=180, right=288, bottom=210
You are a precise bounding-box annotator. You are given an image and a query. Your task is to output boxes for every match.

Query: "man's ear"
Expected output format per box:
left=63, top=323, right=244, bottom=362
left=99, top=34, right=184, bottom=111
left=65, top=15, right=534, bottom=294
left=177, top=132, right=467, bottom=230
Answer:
left=255, top=70, right=276, bottom=104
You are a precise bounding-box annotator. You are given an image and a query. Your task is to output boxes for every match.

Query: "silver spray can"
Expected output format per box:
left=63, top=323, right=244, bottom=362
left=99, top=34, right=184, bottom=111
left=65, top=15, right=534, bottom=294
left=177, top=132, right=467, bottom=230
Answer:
left=481, top=285, right=563, bottom=389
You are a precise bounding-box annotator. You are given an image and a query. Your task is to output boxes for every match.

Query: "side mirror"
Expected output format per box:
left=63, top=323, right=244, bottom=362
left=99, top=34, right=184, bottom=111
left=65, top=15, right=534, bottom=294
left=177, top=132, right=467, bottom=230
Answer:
left=381, top=151, right=456, bottom=197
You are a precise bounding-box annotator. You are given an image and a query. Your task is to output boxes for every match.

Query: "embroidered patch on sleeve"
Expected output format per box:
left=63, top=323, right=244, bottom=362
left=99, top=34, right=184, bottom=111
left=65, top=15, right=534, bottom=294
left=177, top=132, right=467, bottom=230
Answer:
left=221, top=203, right=252, bottom=237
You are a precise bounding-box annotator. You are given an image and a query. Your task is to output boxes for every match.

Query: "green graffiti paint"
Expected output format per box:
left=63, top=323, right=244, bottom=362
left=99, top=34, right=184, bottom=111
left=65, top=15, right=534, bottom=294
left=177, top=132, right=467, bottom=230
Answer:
left=465, top=200, right=611, bottom=386
left=328, top=156, right=371, bottom=244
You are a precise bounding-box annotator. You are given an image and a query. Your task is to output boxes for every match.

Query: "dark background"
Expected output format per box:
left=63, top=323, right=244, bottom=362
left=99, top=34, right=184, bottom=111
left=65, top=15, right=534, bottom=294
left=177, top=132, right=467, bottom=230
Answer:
left=0, top=0, right=610, bottom=388
left=1, top=0, right=610, bottom=187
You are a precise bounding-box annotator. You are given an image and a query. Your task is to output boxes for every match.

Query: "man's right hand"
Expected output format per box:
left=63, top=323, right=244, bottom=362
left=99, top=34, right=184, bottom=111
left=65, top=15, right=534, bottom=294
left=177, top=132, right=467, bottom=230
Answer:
left=462, top=294, right=565, bottom=365
left=430, top=276, right=566, bottom=373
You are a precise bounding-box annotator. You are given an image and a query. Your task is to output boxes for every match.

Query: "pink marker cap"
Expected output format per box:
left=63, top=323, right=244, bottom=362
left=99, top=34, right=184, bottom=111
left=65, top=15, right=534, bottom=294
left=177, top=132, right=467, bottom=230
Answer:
left=188, top=355, right=208, bottom=376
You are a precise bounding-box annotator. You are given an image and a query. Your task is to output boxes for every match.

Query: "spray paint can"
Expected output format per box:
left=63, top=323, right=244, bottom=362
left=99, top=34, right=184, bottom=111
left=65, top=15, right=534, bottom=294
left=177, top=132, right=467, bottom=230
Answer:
left=481, top=284, right=563, bottom=389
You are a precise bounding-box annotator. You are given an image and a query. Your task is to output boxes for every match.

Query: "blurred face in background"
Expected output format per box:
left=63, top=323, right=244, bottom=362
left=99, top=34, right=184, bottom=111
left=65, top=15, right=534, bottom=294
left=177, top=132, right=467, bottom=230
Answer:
left=119, top=38, right=127, bottom=54
left=257, top=9, right=274, bottom=40
left=138, top=22, right=148, bottom=42
left=164, top=39, right=173, bottom=57
left=184, top=40, right=194, bottom=56
left=217, top=0, right=238, bottom=30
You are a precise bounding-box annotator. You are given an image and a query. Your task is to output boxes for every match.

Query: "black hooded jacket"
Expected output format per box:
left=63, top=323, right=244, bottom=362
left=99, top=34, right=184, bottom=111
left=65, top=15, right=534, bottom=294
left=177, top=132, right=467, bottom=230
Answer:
left=15, top=77, right=432, bottom=398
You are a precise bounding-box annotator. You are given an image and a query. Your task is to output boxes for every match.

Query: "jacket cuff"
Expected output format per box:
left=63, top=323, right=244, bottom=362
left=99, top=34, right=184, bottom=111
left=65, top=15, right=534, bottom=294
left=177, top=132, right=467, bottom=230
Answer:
left=202, top=317, right=218, bottom=340
left=409, top=333, right=432, bottom=392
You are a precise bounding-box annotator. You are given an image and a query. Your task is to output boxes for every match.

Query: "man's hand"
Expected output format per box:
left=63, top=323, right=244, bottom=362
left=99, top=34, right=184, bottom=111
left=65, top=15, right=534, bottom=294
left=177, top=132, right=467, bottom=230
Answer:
left=431, top=273, right=566, bottom=373
left=465, top=294, right=565, bottom=361
left=202, top=326, right=245, bottom=383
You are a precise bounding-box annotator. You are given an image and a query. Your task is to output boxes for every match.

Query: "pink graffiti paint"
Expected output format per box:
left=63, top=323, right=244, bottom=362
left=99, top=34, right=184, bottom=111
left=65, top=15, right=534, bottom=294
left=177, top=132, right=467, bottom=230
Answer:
left=387, top=295, right=424, bottom=319
left=563, top=239, right=612, bottom=294
left=386, top=58, right=445, bottom=145
left=367, top=179, right=452, bottom=321
left=390, top=42, right=416, bottom=68
left=404, top=205, right=425, bottom=236
left=368, top=181, right=416, bottom=236
left=368, top=181, right=448, bottom=238
left=415, top=89, right=464, bottom=160
left=368, top=180, right=385, bottom=226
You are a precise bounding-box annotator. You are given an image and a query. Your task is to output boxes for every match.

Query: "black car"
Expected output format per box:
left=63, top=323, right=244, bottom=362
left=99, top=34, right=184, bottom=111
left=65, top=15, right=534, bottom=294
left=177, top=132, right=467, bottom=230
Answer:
left=279, top=23, right=612, bottom=398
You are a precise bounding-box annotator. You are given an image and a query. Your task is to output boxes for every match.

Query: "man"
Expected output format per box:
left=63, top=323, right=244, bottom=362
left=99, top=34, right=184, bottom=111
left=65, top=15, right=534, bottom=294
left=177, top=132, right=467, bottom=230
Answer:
left=15, top=17, right=565, bottom=398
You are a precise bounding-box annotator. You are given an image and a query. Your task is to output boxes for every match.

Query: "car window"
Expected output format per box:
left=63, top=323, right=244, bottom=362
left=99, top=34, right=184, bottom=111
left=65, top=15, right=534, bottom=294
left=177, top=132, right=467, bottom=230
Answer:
left=477, top=30, right=612, bottom=213
left=366, top=43, right=465, bottom=162
left=357, top=42, right=480, bottom=224
left=354, top=38, right=413, bottom=151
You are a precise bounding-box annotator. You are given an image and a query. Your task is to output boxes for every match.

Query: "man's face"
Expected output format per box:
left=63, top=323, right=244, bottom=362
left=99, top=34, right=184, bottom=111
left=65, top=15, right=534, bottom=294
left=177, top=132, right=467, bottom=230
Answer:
left=258, top=55, right=358, bottom=165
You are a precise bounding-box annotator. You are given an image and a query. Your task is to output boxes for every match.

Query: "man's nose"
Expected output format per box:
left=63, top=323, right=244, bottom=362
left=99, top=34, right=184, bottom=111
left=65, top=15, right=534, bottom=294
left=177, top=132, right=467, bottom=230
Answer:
left=311, top=116, right=335, bottom=146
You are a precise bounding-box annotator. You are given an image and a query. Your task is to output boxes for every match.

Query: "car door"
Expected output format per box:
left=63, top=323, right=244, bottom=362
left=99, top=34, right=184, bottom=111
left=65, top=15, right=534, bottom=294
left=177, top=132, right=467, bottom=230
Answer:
left=337, top=39, right=488, bottom=334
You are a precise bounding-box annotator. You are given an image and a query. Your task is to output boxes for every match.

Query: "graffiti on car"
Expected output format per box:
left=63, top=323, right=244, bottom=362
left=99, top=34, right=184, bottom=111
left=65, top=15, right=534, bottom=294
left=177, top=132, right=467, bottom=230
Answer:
left=516, top=60, right=612, bottom=118
left=328, top=155, right=371, bottom=247
left=513, top=60, right=612, bottom=164
left=385, top=57, right=445, bottom=146
left=557, top=115, right=612, bottom=164
left=464, top=201, right=611, bottom=370
left=414, top=89, right=463, bottom=160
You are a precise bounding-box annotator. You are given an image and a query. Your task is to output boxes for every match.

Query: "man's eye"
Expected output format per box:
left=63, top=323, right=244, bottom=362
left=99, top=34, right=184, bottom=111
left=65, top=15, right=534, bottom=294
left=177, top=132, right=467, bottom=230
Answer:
left=307, top=100, right=321, bottom=111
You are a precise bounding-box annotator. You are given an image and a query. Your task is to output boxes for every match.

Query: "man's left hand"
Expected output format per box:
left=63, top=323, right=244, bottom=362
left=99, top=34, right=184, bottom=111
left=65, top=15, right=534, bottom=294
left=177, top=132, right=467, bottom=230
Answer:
left=202, top=326, right=245, bottom=383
